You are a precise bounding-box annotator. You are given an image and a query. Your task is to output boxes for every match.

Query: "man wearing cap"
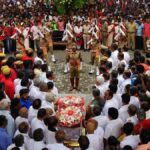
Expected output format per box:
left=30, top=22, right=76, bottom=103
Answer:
left=0, top=66, right=15, bottom=100
left=101, top=18, right=108, bottom=46
left=83, top=20, right=90, bottom=51
left=126, top=17, right=137, bottom=50
left=67, top=44, right=82, bottom=91
left=89, top=38, right=101, bottom=76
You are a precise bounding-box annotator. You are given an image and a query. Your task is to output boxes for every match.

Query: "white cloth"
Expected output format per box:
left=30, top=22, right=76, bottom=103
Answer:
left=102, top=98, right=119, bottom=116
left=41, top=101, right=55, bottom=116
left=31, top=25, right=44, bottom=40
left=130, top=96, right=140, bottom=108
left=23, top=27, right=30, bottom=49
left=120, top=78, right=131, bottom=94
left=28, top=106, right=38, bottom=123
left=45, top=128, right=56, bottom=144
left=113, top=93, right=122, bottom=109
left=104, top=118, right=123, bottom=139
left=31, top=118, right=46, bottom=134
left=74, top=26, right=83, bottom=34
left=14, top=78, right=21, bottom=87
left=15, top=85, right=26, bottom=95
left=87, top=132, right=104, bottom=150
left=46, top=143, right=70, bottom=150
left=15, top=116, right=29, bottom=129
left=26, top=139, right=46, bottom=150
left=126, top=115, right=138, bottom=125
left=14, top=130, right=30, bottom=145
left=120, top=135, right=140, bottom=149
left=119, top=105, right=129, bottom=123
left=95, top=83, right=107, bottom=98
left=93, top=115, right=109, bottom=129
left=7, top=144, right=25, bottom=150
left=34, top=56, right=45, bottom=65
left=0, top=110, right=15, bottom=137
left=123, top=52, right=131, bottom=64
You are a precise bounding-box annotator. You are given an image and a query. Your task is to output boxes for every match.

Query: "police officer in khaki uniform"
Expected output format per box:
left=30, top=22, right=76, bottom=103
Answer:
left=83, top=20, right=90, bottom=51
left=126, top=17, right=137, bottom=50
left=67, top=44, right=82, bottom=91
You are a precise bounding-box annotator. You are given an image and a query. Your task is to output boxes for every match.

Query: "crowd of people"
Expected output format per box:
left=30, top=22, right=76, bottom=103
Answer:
left=0, top=0, right=150, bottom=150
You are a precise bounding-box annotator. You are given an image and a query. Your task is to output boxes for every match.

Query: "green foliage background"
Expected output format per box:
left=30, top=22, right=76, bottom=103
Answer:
left=54, top=0, right=86, bottom=14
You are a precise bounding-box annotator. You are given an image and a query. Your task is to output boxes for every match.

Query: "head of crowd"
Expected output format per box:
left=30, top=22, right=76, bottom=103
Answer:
left=0, top=0, right=150, bottom=150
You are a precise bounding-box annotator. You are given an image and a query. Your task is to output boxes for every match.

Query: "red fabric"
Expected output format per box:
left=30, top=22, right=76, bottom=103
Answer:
left=140, top=63, right=150, bottom=72
left=10, top=68, right=17, bottom=81
left=134, top=119, right=150, bottom=134
left=22, top=55, right=34, bottom=63
left=1, top=77, right=15, bottom=100
left=143, top=23, right=150, bottom=38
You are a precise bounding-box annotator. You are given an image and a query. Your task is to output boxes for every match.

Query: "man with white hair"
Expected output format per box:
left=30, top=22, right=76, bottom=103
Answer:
left=95, top=75, right=107, bottom=98
left=0, top=98, right=15, bottom=137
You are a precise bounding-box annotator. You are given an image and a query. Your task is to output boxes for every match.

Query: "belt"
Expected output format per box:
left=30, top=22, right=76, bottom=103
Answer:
left=128, top=32, right=135, bottom=34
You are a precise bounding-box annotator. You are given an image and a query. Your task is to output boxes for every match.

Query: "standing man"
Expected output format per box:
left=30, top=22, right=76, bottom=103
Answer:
left=135, top=19, right=144, bottom=50
left=67, top=44, right=82, bottom=91
left=83, top=20, right=90, bottom=51
left=126, top=17, right=137, bottom=50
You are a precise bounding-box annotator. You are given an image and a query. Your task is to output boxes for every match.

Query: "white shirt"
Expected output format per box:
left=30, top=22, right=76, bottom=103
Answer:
left=28, top=106, right=39, bottom=123
left=7, top=144, right=25, bottom=150
left=14, top=78, right=21, bottom=87
left=123, top=51, right=131, bottom=64
left=15, top=85, right=26, bottom=95
left=0, top=110, right=15, bottom=137
left=120, top=135, right=140, bottom=149
left=119, top=105, right=129, bottom=123
left=46, top=143, right=70, bottom=150
left=34, top=56, right=45, bottom=65
left=102, top=98, right=119, bottom=116
left=111, top=50, right=119, bottom=68
left=113, top=93, right=122, bottom=109
left=104, top=118, right=123, bottom=139
left=15, top=116, right=29, bottom=129
left=31, top=25, right=44, bottom=40
left=93, top=115, right=109, bottom=129
left=31, top=118, right=46, bottom=134
left=130, top=96, right=140, bottom=108
left=41, top=101, right=55, bottom=116
left=14, top=130, right=30, bottom=145
left=87, top=132, right=104, bottom=150
left=95, top=83, right=107, bottom=98
left=26, top=139, right=46, bottom=150
left=126, top=115, right=138, bottom=125
left=45, top=128, right=56, bottom=144
left=120, top=78, right=131, bottom=94
left=74, top=26, right=83, bottom=34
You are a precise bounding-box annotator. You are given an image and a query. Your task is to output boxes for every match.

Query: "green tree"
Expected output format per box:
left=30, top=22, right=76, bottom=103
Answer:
left=54, top=0, right=86, bottom=14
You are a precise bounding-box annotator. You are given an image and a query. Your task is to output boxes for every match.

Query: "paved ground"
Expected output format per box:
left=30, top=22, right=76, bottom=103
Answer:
left=49, top=50, right=96, bottom=95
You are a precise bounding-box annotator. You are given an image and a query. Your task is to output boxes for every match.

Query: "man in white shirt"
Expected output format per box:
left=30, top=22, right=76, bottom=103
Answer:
left=34, top=49, right=45, bottom=65
left=102, top=90, right=119, bottom=116
left=0, top=98, right=15, bottom=138
left=104, top=108, right=123, bottom=140
left=86, top=119, right=104, bottom=150
left=28, top=99, right=42, bottom=123
left=119, top=70, right=131, bottom=94
left=46, top=130, right=70, bottom=150
left=26, top=129, right=46, bottom=150
left=110, top=43, right=119, bottom=69
left=95, top=75, right=107, bottom=98
left=31, top=108, right=47, bottom=135
left=92, top=106, right=109, bottom=129
left=15, top=107, right=29, bottom=129
left=120, top=122, right=140, bottom=149
left=30, top=21, right=44, bottom=51
left=126, top=104, right=138, bottom=125
left=129, top=86, right=140, bottom=108
left=119, top=93, right=130, bottom=123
